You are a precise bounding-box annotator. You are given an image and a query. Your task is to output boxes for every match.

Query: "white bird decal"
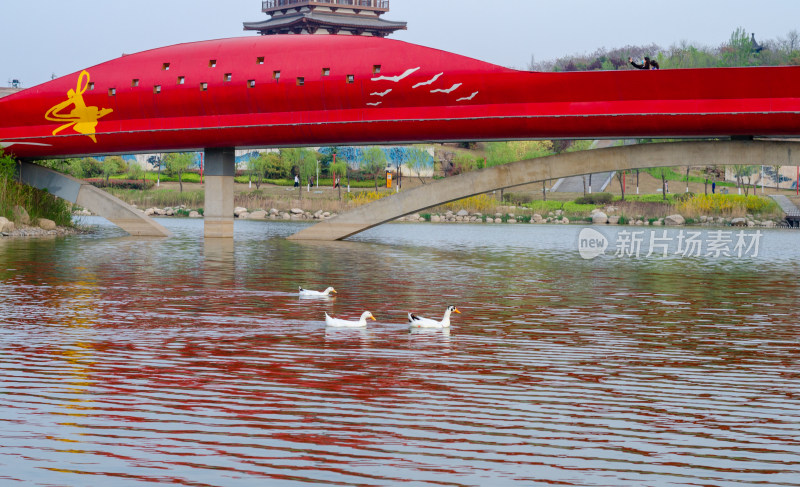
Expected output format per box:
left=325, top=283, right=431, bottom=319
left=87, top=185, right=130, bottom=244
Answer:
left=457, top=91, right=480, bottom=102
left=0, top=141, right=52, bottom=148
left=372, top=67, right=420, bottom=83
left=431, top=83, right=462, bottom=94
left=413, top=72, right=444, bottom=89
left=370, top=89, right=393, bottom=97
left=366, top=102, right=383, bottom=107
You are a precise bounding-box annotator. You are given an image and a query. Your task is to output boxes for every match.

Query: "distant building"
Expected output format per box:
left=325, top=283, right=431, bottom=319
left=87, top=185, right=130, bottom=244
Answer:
left=244, top=0, right=407, bottom=37
left=0, top=87, right=22, bottom=99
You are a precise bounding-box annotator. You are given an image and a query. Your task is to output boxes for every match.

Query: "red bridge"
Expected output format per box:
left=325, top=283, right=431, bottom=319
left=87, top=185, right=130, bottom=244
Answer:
left=2, top=35, right=799, bottom=239
left=2, top=35, right=800, bottom=159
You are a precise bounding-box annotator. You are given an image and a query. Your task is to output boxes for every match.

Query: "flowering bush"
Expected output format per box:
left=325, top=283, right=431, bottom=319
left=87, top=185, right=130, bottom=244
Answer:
left=86, top=179, right=154, bottom=190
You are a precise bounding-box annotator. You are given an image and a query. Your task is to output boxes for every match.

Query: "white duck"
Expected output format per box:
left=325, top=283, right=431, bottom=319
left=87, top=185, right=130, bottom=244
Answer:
left=408, top=306, right=461, bottom=329
left=299, top=286, right=337, bottom=298
left=325, top=311, right=376, bottom=328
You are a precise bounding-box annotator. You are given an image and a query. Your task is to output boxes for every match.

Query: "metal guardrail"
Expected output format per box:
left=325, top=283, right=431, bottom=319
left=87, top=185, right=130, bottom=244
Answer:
left=263, top=0, right=389, bottom=12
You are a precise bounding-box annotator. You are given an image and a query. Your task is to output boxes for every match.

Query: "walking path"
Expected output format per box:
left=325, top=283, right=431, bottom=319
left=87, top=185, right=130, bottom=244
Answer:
left=770, top=195, right=800, bottom=226
left=550, top=140, right=634, bottom=193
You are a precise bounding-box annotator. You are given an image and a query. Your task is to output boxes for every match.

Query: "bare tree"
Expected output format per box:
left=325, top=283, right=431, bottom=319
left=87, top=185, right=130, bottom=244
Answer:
left=772, top=163, right=783, bottom=190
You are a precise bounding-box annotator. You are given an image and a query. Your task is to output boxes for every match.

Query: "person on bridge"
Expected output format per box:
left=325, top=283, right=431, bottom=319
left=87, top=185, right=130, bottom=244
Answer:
left=649, top=58, right=660, bottom=70
left=629, top=56, right=653, bottom=70
left=294, top=174, right=300, bottom=187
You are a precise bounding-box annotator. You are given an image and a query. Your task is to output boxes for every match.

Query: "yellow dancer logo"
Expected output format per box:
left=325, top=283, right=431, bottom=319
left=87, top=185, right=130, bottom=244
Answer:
left=45, top=71, right=113, bottom=143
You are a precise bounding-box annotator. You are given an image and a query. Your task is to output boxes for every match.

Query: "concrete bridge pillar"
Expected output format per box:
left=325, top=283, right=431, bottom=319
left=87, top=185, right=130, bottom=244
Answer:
left=204, top=148, right=236, bottom=239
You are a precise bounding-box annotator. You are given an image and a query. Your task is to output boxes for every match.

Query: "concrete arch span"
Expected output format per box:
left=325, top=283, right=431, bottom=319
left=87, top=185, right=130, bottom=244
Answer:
left=289, top=140, right=800, bottom=241
left=18, top=162, right=171, bottom=237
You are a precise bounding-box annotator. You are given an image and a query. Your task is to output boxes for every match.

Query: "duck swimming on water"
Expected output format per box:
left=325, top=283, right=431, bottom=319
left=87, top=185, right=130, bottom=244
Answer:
left=299, top=286, right=337, bottom=297
left=408, top=306, right=461, bottom=329
left=325, top=311, right=376, bottom=328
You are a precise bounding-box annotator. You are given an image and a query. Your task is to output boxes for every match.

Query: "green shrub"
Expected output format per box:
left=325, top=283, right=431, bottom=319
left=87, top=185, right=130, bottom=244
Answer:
left=574, top=192, right=613, bottom=204
left=1, top=151, right=72, bottom=226
left=676, top=194, right=778, bottom=216
left=563, top=202, right=600, bottom=214
left=620, top=194, right=677, bottom=203
left=503, top=192, right=534, bottom=205
left=106, top=188, right=204, bottom=208
left=87, top=179, right=155, bottom=190
left=526, top=200, right=567, bottom=214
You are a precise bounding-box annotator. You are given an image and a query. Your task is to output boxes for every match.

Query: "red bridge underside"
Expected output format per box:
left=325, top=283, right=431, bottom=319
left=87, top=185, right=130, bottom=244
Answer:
left=2, top=35, right=800, bottom=159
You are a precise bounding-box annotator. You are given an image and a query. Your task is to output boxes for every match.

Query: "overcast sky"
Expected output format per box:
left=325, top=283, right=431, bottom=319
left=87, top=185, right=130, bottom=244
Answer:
left=4, top=0, right=799, bottom=87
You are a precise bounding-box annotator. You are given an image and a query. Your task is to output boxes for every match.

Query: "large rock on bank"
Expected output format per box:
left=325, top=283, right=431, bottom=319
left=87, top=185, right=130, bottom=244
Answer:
left=730, top=217, right=748, bottom=227
left=38, top=218, right=56, bottom=230
left=592, top=212, right=608, bottom=224
left=13, top=206, right=30, bottom=225
left=664, top=214, right=686, bottom=226
left=0, top=217, right=15, bottom=233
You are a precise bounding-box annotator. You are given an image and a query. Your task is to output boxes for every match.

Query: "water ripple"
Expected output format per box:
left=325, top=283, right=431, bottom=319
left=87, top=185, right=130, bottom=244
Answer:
left=1, top=219, right=799, bottom=486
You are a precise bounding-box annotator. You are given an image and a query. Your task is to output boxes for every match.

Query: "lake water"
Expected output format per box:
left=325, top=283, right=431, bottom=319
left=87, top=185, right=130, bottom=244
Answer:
left=1, top=218, right=799, bottom=486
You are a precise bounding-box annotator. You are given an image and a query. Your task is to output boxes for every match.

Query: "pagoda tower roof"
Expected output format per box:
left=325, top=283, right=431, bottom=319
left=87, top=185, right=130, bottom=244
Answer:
left=244, top=0, right=407, bottom=37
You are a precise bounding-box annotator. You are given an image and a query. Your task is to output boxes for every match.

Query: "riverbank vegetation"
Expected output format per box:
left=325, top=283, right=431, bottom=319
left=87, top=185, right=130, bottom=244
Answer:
left=0, top=150, right=73, bottom=227
left=530, top=27, right=800, bottom=72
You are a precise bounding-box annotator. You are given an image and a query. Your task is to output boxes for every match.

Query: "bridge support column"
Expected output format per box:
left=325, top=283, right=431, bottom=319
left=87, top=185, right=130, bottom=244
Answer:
left=204, top=148, right=236, bottom=239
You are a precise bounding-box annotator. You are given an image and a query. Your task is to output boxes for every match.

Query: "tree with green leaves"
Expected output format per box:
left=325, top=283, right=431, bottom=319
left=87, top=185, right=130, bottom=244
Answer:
left=247, top=152, right=271, bottom=190
left=0, top=149, right=16, bottom=181
left=406, top=146, right=433, bottom=183
left=362, top=146, right=387, bottom=191
left=721, top=27, right=755, bottom=67
left=299, top=150, right=318, bottom=188
left=164, top=152, right=194, bottom=193
left=102, top=156, right=125, bottom=185
left=280, top=148, right=301, bottom=179
left=330, top=157, right=348, bottom=200
left=262, top=152, right=284, bottom=179
left=127, top=161, right=145, bottom=189
left=732, top=164, right=758, bottom=196
left=283, top=148, right=318, bottom=199
left=452, top=151, right=477, bottom=176
left=66, top=158, right=85, bottom=179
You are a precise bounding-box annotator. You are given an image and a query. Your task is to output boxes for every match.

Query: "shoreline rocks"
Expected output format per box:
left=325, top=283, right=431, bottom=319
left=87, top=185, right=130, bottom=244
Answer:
left=71, top=206, right=786, bottom=229
left=1, top=222, right=83, bottom=238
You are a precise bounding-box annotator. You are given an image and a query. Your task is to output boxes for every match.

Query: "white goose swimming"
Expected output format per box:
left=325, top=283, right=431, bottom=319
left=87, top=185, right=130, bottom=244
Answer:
left=325, top=311, right=376, bottom=328
left=299, top=286, right=337, bottom=298
left=408, top=306, right=461, bottom=329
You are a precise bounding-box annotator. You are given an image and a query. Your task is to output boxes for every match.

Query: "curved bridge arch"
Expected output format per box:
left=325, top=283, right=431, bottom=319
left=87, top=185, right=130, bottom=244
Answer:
left=18, top=162, right=171, bottom=237
left=289, top=140, right=800, bottom=241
